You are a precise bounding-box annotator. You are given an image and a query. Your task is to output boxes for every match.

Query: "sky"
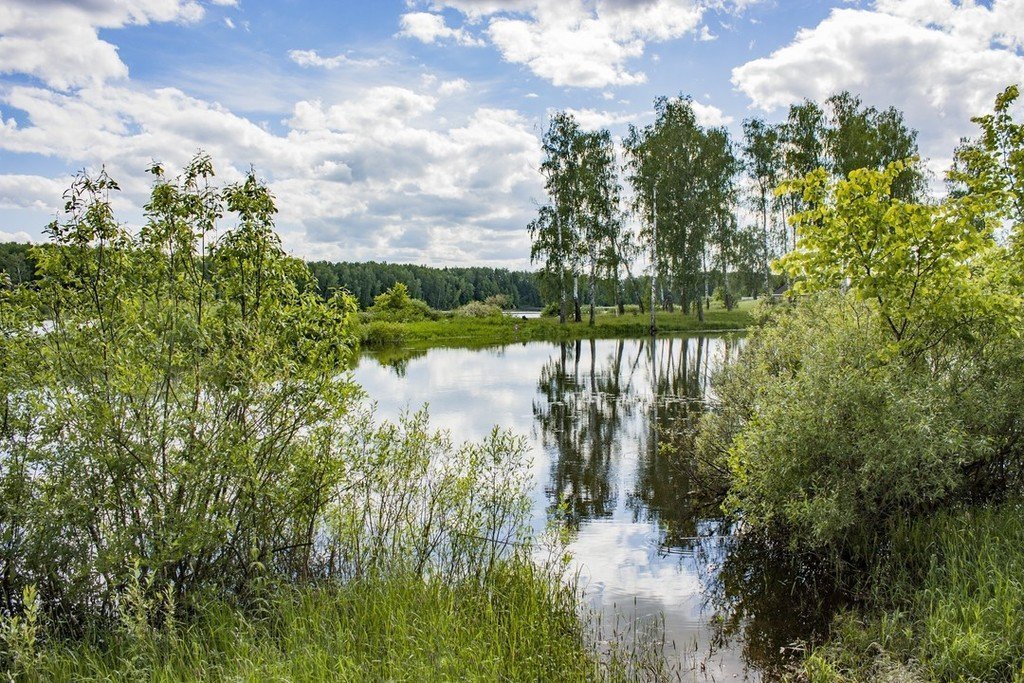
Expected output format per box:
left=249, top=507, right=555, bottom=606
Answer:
left=1, top=0, right=1023, bottom=269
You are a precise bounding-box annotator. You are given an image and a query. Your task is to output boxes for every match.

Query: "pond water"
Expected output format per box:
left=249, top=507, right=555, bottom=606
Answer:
left=353, top=335, right=835, bottom=680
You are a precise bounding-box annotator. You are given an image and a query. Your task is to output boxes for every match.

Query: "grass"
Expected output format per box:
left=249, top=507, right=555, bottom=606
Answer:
left=358, top=299, right=755, bottom=350
left=797, top=501, right=1024, bottom=682
left=9, top=563, right=628, bottom=682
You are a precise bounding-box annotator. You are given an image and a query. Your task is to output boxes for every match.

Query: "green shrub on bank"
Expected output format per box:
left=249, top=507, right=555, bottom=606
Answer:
left=366, top=282, right=439, bottom=322
left=0, top=155, right=678, bottom=680
left=696, top=294, right=1011, bottom=554
left=360, top=320, right=407, bottom=346
left=453, top=300, right=504, bottom=318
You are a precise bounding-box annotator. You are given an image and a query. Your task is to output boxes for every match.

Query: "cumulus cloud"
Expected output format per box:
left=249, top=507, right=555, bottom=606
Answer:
left=288, top=49, right=387, bottom=69
left=438, top=78, right=470, bottom=95
left=404, top=0, right=731, bottom=88
left=397, top=12, right=485, bottom=46
left=690, top=100, right=732, bottom=127
left=561, top=107, right=638, bottom=129
left=0, top=174, right=74, bottom=211
left=0, top=0, right=220, bottom=90
left=731, top=1, right=1024, bottom=163
left=0, top=80, right=543, bottom=266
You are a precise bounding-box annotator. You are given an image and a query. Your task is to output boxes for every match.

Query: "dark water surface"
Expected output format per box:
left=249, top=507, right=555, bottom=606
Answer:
left=353, top=335, right=833, bottom=680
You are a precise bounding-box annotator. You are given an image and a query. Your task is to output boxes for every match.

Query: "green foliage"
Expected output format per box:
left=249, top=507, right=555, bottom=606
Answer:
left=453, top=300, right=503, bottom=318
left=950, top=84, right=1024, bottom=259
left=0, top=157, right=365, bottom=617
left=359, top=320, right=407, bottom=346
left=0, top=562, right=610, bottom=682
left=0, top=157, right=539, bottom=636
left=701, top=85, right=1024, bottom=556
left=0, top=243, right=36, bottom=286
left=699, top=296, right=987, bottom=551
left=483, top=293, right=511, bottom=309
left=531, top=112, right=626, bottom=324
left=796, top=502, right=1024, bottom=682
left=366, top=282, right=437, bottom=321
left=625, top=95, right=738, bottom=319
left=777, top=160, right=1011, bottom=352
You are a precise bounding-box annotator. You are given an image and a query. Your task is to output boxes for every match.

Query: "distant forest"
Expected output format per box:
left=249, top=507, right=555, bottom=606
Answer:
left=1, top=242, right=545, bottom=310
left=306, top=260, right=543, bottom=310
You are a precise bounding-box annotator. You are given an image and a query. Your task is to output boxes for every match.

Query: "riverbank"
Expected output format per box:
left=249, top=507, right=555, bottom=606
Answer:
left=797, top=501, right=1024, bottom=682
left=358, top=300, right=755, bottom=350
left=8, top=562, right=634, bottom=681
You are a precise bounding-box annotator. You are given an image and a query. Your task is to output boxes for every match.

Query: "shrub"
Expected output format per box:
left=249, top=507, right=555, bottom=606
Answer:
left=453, top=300, right=504, bottom=318
left=360, top=320, right=406, bottom=347
left=697, top=294, right=1020, bottom=554
left=366, top=282, right=438, bottom=321
left=541, top=302, right=561, bottom=317
left=484, top=294, right=512, bottom=309
left=0, top=158, right=531, bottom=628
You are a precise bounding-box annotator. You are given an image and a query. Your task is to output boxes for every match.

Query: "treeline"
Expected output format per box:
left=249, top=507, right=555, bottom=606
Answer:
left=2, top=242, right=548, bottom=312
left=531, top=91, right=922, bottom=326
left=306, top=261, right=543, bottom=310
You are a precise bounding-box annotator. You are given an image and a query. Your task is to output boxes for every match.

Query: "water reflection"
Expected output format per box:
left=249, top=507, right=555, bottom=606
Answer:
left=352, top=335, right=827, bottom=680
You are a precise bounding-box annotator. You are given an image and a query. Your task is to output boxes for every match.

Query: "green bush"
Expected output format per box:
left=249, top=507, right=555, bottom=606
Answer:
left=697, top=294, right=1021, bottom=554
left=360, top=320, right=407, bottom=346
left=366, top=282, right=438, bottom=322
left=453, top=300, right=504, bottom=318
left=0, top=158, right=531, bottom=627
left=483, top=293, right=511, bottom=309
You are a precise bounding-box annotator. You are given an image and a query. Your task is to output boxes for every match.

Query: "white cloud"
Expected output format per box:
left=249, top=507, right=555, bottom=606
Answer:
left=407, top=0, right=719, bottom=88
left=397, top=12, right=485, bottom=46
left=731, top=2, right=1024, bottom=164
left=438, top=78, right=470, bottom=95
left=0, top=0, right=216, bottom=90
left=561, top=107, right=638, bottom=130
left=288, top=49, right=387, bottom=69
left=0, top=229, right=35, bottom=243
left=690, top=100, right=731, bottom=126
left=0, top=80, right=543, bottom=266
left=0, top=174, right=73, bottom=211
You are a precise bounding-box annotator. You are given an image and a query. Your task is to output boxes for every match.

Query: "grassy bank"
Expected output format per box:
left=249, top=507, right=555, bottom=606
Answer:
left=359, top=300, right=755, bottom=350
left=798, top=502, right=1024, bottom=682
left=7, top=563, right=633, bottom=682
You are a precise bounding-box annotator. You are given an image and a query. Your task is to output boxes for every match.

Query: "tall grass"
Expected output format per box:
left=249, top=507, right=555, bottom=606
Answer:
left=799, top=502, right=1024, bottom=682
left=6, top=563, right=604, bottom=682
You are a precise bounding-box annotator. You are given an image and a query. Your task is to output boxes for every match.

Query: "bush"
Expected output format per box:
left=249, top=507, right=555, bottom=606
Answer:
left=0, top=158, right=532, bottom=629
left=360, top=320, right=407, bottom=347
left=541, top=302, right=561, bottom=317
left=453, top=300, right=504, bottom=318
left=366, top=282, right=438, bottom=322
left=484, top=293, right=512, bottom=310
left=697, top=294, right=1020, bottom=555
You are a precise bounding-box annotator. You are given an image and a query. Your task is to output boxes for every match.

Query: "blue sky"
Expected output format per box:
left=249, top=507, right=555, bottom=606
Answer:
left=1, top=0, right=1022, bottom=267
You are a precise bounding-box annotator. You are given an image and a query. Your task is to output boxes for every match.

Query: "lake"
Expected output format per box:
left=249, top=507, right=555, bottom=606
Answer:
left=353, top=334, right=833, bottom=680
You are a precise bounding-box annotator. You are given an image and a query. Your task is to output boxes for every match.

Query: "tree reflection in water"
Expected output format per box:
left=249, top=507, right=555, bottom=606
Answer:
left=533, top=334, right=841, bottom=676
